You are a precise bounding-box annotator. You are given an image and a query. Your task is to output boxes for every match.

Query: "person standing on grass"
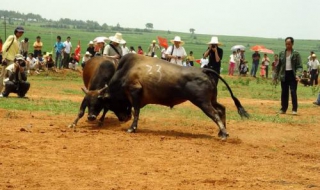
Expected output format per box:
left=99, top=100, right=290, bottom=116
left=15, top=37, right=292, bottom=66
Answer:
left=103, top=33, right=125, bottom=66
left=63, top=36, right=72, bottom=69
left=20, top=37, right=29, bottom=59
left=235, top=49, right=241, bottom=74
left=0, top=26, right=24, bottom=93
left=271, top=54, right=279, bottom=79
left=251, top=51, right=260, bottom=77
left=187, top=51, right=195, bottom=66
left=87, top=41, right=95, bottom=57
left=308, top=54, right=319, bottom=86
left=165, top=36, right=187, bottom=66
left=228, top=51, right=236, bottom=76
left=313, top=93, right=320, bottom=106
left=54, top=36, right=65, bottom=69
left=121, top=43, right=130, bottom=56
left=274, top=37, right=302, bottom=115
left=147, top=40, right=160, bottom=57
left=262, top=53, right=270, bottom=78
left=33, top=36, right=43, bottom=58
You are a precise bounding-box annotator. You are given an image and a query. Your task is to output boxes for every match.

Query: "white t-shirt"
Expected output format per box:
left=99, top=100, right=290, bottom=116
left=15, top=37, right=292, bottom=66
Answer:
left=64, top=41, right=72, bottom=54
left=27, top=57, right=37, bottom=69
left=82, top=56, right=90, bottom=63
left=286, top=55, right=292, bottom=71
left=122, top=46, right=129, bottom=56
left=262, top=57, right=270, bottom=66
left=165, top=45, right=187, bottom=66
left=229, top=54, right=236, bottom=63
left=161, top=49, right=166, bottom=59
left=309, top=59, right=320, bottom=70
left=200, top=58, right=209, bottom=68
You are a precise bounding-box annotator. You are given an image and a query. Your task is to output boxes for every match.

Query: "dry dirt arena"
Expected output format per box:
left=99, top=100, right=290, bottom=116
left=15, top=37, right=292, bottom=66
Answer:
left=0, top=73, right=320, bottom=190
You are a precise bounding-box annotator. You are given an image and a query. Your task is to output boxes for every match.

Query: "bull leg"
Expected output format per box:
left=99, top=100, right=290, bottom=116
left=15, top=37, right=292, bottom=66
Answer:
left=212, top=102, right=226, bottom=129
left=194, top=101, right=228, bottom=140
left=127, top=88, right=142, bottom=133
left=68, top=98, right=87, bottom=129
left=98, top=108, right=108, bottom=127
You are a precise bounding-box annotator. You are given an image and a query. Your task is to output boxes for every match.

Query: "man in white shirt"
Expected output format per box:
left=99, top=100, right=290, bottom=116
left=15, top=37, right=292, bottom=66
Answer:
left=121, top=43, right=129, bottom=56
left=165, top=36, right=187, bottom=66
left=63, top=36, right=72, bottom=69
left=200, top=54, right=209, bottom=68
left=309, top=53, right=319, bottom=86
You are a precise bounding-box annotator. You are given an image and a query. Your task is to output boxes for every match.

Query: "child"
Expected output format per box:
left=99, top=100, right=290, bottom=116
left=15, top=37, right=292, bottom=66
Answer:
left=228, top=51, right=236, bottom=76
left=46, top=54, right=55, bottom=70
left=260, top=62, right=266, bottom=78
left=81, top=51, right=92, bottom=68
left=26, top=53, right=39, bottom=74
left=36, top=54, right=45, bottom=71
left=300, top=70, right=310, bottom=86
left=240, top=62, right=249, bottom=76
left=68, top=53, right=78, bottom=70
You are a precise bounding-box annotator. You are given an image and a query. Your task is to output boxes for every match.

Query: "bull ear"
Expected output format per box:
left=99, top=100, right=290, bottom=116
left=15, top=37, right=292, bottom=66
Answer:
left=98, top=85, right=109, bottom=95
left=81, top=87, right=89, bottom=94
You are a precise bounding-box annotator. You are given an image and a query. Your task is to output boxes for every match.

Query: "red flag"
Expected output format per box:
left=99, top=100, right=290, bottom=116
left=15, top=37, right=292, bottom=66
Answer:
left=74, top=40, right=81, bottom=62
left=195, top=59, right=201, bottom=64
left=157, top=36, right=168, bottom=48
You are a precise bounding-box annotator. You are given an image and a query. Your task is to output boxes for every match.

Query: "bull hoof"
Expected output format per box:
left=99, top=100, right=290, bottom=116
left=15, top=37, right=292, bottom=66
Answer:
left=218, top=131, right=229, bottom=140
left=98, top=121, right=103, bottom=127
left=127, top=128, right=136, bottom=133
left=68, top=124, right=75, bottom=128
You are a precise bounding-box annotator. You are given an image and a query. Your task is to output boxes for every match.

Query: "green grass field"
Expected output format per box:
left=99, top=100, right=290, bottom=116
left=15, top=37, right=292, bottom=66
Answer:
left=1, top=22, right=319, bottom=74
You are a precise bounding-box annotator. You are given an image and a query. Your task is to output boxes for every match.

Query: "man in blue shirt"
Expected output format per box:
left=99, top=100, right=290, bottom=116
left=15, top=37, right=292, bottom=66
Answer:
left=54, top=36, right=65, bottom=69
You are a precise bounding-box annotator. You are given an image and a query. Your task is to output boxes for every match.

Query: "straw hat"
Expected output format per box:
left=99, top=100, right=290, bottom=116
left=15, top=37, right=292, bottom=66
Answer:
left=109, top=33, right=126, bottom=44
left=311, top=54, right=317, bottom=58
left=170, top=36, right=185, bottom=45
left=152, top=40, right=157, bottom=43
left=207, top=36, right=222, bottom=46
left=15, top=54, right=24, bottom=60
left=88, top=41, right=94, bottom=45
left=84, top=51, right=92, bottom=56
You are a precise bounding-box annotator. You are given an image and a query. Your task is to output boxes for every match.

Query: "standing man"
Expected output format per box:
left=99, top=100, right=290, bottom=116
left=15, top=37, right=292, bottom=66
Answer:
left=121, top=43, right=129, bottom=56
left=165, top=36, right=187, bottom=66
left=251, top=51, right=260, bottom=77
left=103, top=33, right=125, bottom=66
left=20, top=37, right=29, bottom=59
left=0, top=26, right=24, bottom=92
left=147, top=40, right=160, bottom=57
left=54, top=36, right=65, bottom=69
left=63, top=36, right=72, bottom=68
left=33, top=36, right=43, bottom=58
left=309, top=53, right=319, bottom=86
left=204, top=36, right=223, bottom=85
left=262, top=53, right=270, bottom=78
left=274, top=37, right=302, bottom=115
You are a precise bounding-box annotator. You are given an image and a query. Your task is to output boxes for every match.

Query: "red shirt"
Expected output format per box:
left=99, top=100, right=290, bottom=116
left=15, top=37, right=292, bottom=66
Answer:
left=138, top=49, right=144, bottom=55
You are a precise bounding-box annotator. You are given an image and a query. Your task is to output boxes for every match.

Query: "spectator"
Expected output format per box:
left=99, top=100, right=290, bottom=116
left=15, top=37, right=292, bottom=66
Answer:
left=309, top=54, right=319, bottom=86
left=87, top=41, right=95, bottom=57
left=235, top=49, right=241, bottom=74
left=103, top=33, right=124, bottom=66
left=0, top=26, right=24, bottom=93
left=81, top=51, right=92, bottom=68
left=68, top=53, right=78, bottom=70
left=271, top=54, right=279, bottom=79
left=129, top=46, right=136, bottom=54
left=147, top=40, right=160, bottom=57
left=36, top=53, right=45, bottom=71
left=20, top=37, right=29, bottom=59
left=54, top=36, right=65, bottom=69
left=166, top=36, right=187, bottom=66
left=240, top=62, right=249, bottom=76
left=33, top=36, right=43, bottom=58
left=0, top=54, right=30, bottom=98
left=203, top=36, right=223, bottom=84
left=274, top=37, right=302, bottom=115
left=200, top=54, right=209, bottom=68
left=63, top=36, right=72, bottom=69
left=137, top=46, right=144, bottom=55
left=228, top=51, right=236, bottom=76
left=187, top=51, right=195, bottom=66
left=95, top=38, right=106, bottom=56
left=260, top=62, right=266, bottom=78
left=122, top=43, right=130, bottom=56
left=26, top=53, right=39, bottom=74
left=45, top=54, right=55, bottom=70
left=251, top=51, right=260, bottom=77
left=313, top=93, right=320, bottom=106
left=307, top=51, right=314, bottom=71
left=300, top=70, right=310, bottom=86
left=262, top=53, right=270, bottom=78
left=0, top=38, right=3, bottom=63
left=160, top=47, right=167, bottom=60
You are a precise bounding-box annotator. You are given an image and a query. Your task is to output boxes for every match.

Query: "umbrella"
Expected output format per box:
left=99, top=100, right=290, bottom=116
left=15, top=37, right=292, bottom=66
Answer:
left=250, top=45, right=266, bottom=51
left=231, top=45, right=245, bottom=51
left=93, top=36, right=109, bottom=43
left=260, top=48, right=274, bottom=54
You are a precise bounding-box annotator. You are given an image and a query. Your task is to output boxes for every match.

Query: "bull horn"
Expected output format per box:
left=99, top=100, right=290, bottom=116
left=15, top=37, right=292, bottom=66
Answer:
left=98, top=85, right=109, bottom=94
left=81, top=87, right=89, bottom=94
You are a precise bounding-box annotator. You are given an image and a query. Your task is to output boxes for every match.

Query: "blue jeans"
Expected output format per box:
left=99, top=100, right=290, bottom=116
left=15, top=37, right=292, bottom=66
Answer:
left=251, top=62, right=259, bottom=77
left=55, top=52, right=63, bottom=69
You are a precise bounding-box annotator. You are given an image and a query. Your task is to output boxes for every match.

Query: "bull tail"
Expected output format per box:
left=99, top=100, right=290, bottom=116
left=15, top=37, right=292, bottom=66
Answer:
left=203, top=68, right=250, bottom=119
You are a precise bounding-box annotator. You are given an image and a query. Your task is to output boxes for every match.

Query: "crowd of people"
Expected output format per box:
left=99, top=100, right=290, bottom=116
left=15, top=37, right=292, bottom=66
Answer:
left=0, top=26, right=319, bottom=110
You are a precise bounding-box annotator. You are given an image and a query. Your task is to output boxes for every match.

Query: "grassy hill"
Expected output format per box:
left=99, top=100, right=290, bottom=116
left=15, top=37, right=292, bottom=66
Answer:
left=1, top=23, right=319, bottom=73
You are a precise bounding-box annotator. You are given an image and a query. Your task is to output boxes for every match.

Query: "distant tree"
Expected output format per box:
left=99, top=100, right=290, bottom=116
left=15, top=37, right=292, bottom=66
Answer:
left=189, top=28, right=195, bottom=34
left=145, top=23, right=153, bottom=31
left=167, top=30, right=171, bottom=34
left=116, top=23, right=121, bottom=28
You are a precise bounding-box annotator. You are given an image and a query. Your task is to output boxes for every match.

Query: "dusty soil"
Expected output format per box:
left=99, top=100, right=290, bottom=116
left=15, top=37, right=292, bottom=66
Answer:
left=1, top=73, right=320, bottom=190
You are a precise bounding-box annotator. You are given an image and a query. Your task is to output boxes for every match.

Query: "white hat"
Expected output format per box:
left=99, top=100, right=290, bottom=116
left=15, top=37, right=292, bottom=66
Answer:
left=312, top=54, right=317, bottom=58
left=15, top=54, right=24, bottom=60
left=109, top=33, right=126, bottom=44
left=207, top=36, right=222, bottom=45
left=94, top=37, right=109, bottom=44
left=85, top=51, right=92, bottom=56
left=88, top=41, right=94, bottom=45
left=170, top=36, right=185, bottom=45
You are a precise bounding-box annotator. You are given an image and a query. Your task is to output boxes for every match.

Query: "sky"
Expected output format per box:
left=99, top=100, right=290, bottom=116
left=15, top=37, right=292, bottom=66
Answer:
left=1, top=0, right=319, bottom=40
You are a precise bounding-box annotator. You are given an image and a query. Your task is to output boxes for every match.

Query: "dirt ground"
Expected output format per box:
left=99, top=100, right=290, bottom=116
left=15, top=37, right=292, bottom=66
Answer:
left=1, top=74, right=320, bottom=190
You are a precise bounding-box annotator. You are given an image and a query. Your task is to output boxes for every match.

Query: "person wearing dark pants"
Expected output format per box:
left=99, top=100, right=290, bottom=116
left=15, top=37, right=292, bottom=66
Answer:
left=251, top=51, right=260, bottom=77
left=313, top=93, right=320, bottom=106
left=308, top=53, right=319, bottom=86
left=204, top=37, right=223, bottom=85
left=274, top=37, right=302, bottom=115
left=0, top=54, right=30, bottom=98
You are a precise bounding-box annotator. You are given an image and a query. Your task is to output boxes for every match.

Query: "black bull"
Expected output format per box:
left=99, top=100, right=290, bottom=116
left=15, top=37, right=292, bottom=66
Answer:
left=103, top=54, right=249, bottom=140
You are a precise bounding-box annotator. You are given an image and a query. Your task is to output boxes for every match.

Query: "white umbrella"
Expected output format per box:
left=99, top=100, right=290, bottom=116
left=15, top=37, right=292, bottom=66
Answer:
left=231, top=45, right=245, bottom=51
left=93, top=36, right=109, bottom=43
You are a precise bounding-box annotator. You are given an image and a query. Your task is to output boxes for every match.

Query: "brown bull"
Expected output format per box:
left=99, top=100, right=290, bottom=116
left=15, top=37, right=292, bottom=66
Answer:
left=106, top=54, right=249, bottom=140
